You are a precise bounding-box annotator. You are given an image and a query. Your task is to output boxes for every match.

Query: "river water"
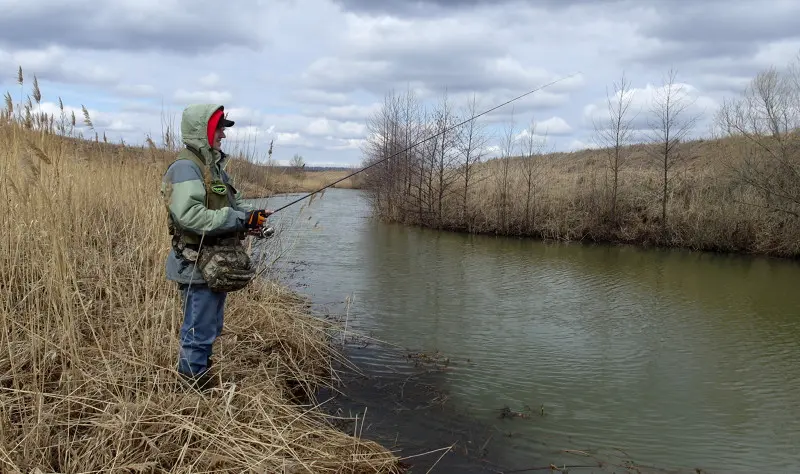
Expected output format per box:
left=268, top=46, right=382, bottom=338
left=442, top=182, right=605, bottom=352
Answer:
left=252, top=188, right=800, bottom=473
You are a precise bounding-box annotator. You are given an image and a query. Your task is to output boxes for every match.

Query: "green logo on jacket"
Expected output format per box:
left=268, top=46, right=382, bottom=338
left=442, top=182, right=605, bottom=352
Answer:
left=211, top=181, right=228, bottom=195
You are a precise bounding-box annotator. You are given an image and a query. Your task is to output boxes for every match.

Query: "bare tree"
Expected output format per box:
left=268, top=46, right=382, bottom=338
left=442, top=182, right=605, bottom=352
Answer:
left=433, top=90, right=461, bottom=227
left=456, top=93, right=490, bottom=229
left=593, top=71, right=638, bottom=221
left=715, top=56, right=800, bottom=217
left=424, top=106, right=438, bottom=219
left=496, top=107, right=517, bottom=233
left=361, top=95, right=392, bottom=215
left=402, top=87, right=423, bottom=199
left=361, top=90, right=407, bottom=219
left=381, top=91, right=401, bottom=217
left=290, top=154, right=305, bottom=175
left=520, top=117, right=547, bottom=230
left=646, top=68, right=701, bottom=227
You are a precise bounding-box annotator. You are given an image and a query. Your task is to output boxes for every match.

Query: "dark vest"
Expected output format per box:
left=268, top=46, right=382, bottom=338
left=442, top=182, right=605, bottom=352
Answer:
left=167, top=147, right=242, bottom=246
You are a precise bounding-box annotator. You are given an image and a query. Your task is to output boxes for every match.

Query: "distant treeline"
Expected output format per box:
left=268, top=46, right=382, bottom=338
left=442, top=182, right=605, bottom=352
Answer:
left=359, top=55, right=800, bottom=258
left=275, top=165, right=355, bottom=172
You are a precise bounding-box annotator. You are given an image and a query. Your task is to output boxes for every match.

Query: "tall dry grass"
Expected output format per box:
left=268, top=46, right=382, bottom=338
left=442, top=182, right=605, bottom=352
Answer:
left=226, top=159, right=362, bottom=197
left=373, top=137, right=800, bottom=257
left=0, top=81, right=401, bottom=471
left=462, top=138, right=800, bottom=255
left=360, top=58, right=800, bottom=258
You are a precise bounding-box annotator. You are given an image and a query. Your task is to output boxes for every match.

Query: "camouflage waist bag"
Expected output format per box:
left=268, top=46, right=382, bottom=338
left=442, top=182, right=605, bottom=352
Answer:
left=196, top=239, right=255, bottom=292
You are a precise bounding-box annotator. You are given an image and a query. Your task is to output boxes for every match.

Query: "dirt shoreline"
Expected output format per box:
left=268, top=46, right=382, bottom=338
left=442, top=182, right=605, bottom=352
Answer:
left=283, top=276, right=535, bottom=474
left=317, top=338, right=507, bottom=473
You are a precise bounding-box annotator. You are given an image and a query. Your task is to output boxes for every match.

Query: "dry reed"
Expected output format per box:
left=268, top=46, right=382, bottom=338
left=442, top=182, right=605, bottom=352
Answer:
left=226, top=159, right=362, bottom=198
left=460, top=138, right=800, bottom=256
left=366, top=134, right=800, bottom=258
left=361, top=58, right=800, bottom=258
left=0, top=83, right=401, bottom=472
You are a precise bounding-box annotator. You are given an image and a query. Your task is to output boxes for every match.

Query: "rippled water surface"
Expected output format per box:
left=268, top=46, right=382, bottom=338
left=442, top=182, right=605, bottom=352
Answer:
left=253, top=189, right=800, bottom=473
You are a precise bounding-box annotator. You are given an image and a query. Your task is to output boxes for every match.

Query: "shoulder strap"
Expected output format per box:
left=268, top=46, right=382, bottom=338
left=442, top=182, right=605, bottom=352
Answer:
left=173, top=147, right=207, bottom=171
left=167, top=148, right=212, bottom=210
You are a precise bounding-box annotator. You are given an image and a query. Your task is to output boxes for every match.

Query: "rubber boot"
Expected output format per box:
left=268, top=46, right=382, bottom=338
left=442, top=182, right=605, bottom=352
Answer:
left=178, top=369, right=218, bottom=392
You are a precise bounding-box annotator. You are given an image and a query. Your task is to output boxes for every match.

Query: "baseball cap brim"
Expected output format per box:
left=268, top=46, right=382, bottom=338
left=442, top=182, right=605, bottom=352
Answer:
left=220, top=117, right=235, bottom=128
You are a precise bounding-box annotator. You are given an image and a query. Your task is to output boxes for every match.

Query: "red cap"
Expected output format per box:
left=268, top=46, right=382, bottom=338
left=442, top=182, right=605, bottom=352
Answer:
left=207, top=108, right=224, bottom=147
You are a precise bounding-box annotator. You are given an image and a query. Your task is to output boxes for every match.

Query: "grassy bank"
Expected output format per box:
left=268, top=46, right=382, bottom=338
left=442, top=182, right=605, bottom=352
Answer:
left=0, top=83, right=399, bottom=472
left=368, top=135, right=800, bottom=256
left=227, top=159, right=363, bottom=197
left=360, top=59, right=800, bottom=258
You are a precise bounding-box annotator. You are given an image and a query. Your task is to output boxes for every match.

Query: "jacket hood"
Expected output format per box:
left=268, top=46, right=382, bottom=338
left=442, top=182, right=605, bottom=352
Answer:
left=180, top=103, right=224, bottom=166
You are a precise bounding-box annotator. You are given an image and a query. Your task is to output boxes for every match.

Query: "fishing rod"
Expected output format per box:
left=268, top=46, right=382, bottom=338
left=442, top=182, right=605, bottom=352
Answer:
left=268, top=72, right=581, bottom=215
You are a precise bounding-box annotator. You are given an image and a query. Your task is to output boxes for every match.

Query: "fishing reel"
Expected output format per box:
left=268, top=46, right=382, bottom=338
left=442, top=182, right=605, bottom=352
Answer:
left=258, top=226, right=275, bottom=239
left=247, top=225, right=275, bottom=240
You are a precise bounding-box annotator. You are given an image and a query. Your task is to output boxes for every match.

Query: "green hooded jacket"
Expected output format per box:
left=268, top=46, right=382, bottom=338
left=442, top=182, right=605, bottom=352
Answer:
left=161, top=104, right=253, bottom=285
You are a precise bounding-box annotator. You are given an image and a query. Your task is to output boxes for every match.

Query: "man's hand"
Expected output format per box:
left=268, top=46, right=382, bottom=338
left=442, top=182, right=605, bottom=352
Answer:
left=245, top=209, right=273, bottom=230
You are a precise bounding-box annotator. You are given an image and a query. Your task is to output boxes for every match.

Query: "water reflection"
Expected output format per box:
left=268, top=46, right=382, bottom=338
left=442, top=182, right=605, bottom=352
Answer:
left=255, top=189, right=800, bottom=473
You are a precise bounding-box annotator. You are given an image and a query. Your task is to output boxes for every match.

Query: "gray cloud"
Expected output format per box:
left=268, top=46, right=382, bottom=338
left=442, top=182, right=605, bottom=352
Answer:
left=689, top=74, right=754, bottom=96
left=303, top=55, right=534, bottom=95
left=0, top=46, right=120, bottom=86
left=629, top=0, right=800, bottom=69
left=2, top=0, right=799, bottom=167
left=300, top=11, right=585, bottom=107
left=331, top=0, right=621, bottom=16
left=115, top=84, right=159, bottom=98
left=643, top=1, right=800, bottom=45
left=0, top=0, right=264, bottom=53
left=321, top=103, right=383, bottom=122
left=632, top=41, right=762, bottom=68
left=331, top=0, right=501, bottom=16
left=290, top=89, right=351, bottom=106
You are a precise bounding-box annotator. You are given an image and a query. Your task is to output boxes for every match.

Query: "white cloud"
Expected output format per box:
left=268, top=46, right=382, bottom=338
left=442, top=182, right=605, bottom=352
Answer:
left=274, top=132, right=312, bottom=147
left=582, top=80, right=719, bottom=136
left=325, top=138, right=367, bottom=151
left=223, top=125, right=272, bottom=143
left=568, top=139, right=600, bottom=151
left=116, top=84, right=158, bottom=97
left=198, top=73, right=220, bottom=88
left=534, top=116, right=573, bottom=136
left=323, top=103, right=383, bottom=121
left=306, top=118, right=332, bottom=136
left=0, top=0, right=798, bottom=167
left=224, top=107, right=266, bottom=126
left=291, top=89, right=350, bottom=106
left=32, top=100, right=156, bottom=141
left=173, top=89, right=233, bottom=103
left=304, top=117, right=366, bottom=137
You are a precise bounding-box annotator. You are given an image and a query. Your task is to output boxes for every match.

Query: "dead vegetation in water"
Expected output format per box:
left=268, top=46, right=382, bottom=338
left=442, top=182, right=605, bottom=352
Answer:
left=406, top=350, right=451, bottom=369
left=0, top=70, right=402, bottom=473
left=498, top=405, right=537, bottom=420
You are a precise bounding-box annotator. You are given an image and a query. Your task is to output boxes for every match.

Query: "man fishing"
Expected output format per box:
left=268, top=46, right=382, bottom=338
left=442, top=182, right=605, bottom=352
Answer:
left=155, top=75, right=574, bottom=391
left=161, top=103, right=272, bottom=390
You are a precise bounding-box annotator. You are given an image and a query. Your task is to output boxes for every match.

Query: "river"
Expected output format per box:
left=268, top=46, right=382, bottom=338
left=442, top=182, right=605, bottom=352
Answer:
left=251, top=188, right=800, bottom=473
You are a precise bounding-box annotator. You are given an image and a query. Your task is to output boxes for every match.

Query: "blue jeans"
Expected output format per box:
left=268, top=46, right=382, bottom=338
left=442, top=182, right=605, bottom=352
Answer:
left=177, top=283, right=227, bottom=376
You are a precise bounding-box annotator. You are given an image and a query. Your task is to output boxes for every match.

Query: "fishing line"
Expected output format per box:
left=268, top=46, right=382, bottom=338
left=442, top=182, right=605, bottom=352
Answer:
left=173, top=75, right=587, bottom=382
left=249, top=72, right=580, bottom=281
left=269, top=71, right=581, bottom=214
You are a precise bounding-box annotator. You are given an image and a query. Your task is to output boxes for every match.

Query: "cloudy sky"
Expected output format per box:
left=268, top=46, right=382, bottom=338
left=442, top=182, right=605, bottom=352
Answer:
left=1, top=0, right=799, bottom=166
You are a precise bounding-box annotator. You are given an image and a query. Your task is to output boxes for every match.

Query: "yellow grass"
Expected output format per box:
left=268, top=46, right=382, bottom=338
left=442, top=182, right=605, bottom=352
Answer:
left=0, top=119, right=401, bottom=471
left=225, top=159, right=362, bottom=198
